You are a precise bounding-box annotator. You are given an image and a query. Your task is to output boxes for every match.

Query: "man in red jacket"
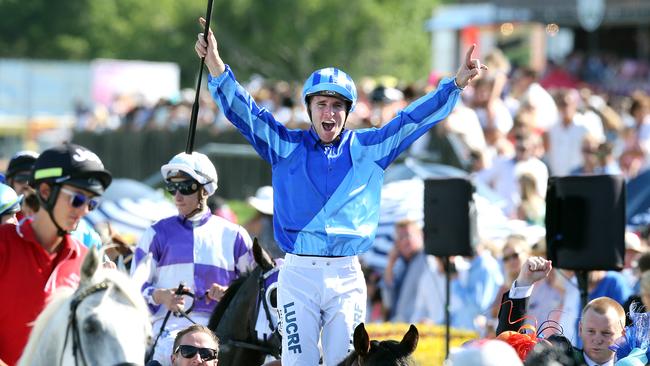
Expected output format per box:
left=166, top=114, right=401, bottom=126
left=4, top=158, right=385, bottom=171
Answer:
left=0, top=143, right=112, bottom=365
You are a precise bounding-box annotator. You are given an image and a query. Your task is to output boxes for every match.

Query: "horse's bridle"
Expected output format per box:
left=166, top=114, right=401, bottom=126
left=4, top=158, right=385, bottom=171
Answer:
left=223, top=266, right=282, bottom=358
left=60, top=279, right=141, bottom=366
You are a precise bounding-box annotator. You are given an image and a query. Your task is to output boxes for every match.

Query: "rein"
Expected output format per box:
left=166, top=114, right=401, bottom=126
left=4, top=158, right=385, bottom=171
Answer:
left=60, top=279, right=143, bottom=366
left=146, top=284, right=197, bottom=363
left=60, top=280, right=110, bottom=366
left=259, top=267, right=280, bottom=334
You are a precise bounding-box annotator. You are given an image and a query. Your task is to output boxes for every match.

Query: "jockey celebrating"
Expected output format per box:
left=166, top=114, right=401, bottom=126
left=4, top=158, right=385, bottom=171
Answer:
left=195, top=17, right=485, bottom=365
left=131, top=151, right=255, bottom=366
left=0, top=143, right=112, bottom=365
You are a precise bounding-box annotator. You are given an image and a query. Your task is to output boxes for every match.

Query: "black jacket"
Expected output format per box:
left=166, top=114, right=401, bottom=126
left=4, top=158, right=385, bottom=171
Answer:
left=496, top=292, right=587, bottom=366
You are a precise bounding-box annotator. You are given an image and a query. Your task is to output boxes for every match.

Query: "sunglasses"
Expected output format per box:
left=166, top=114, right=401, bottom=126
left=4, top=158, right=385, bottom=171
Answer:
left=503, top=252, right=520, bottom=262
left=165, top=180, right=201, bottom=196
left=59, top=187, right=100, bottom=211
left=174, top=345, right=218, bottom=361
left=12, top=173, right=31, bottom=183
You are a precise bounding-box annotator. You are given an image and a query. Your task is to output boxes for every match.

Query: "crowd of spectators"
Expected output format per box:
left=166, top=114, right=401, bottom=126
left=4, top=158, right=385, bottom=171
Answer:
left=69, top=49, right=650, bottom=356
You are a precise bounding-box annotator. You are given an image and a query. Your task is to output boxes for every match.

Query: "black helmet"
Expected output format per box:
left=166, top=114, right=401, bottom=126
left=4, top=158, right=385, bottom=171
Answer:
left=6, top=151, right=39, bottom=179
left=31, top=143, right=112, bottom=196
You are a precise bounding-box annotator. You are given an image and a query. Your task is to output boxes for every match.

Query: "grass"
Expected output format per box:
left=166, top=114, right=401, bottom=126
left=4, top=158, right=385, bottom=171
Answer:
left=227, top=199, right=257, bottom=224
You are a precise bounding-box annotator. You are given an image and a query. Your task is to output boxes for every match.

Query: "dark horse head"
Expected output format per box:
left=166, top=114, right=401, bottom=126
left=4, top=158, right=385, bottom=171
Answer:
left=207, top=238, right=281, bottom=366
left=338, top=323, right=419, bottom=366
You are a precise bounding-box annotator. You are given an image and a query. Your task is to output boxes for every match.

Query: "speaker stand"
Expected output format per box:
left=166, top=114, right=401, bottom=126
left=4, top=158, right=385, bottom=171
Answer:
left=444, top=256, right=451, bottom=359
left=576, top=270, right=590, bottom=315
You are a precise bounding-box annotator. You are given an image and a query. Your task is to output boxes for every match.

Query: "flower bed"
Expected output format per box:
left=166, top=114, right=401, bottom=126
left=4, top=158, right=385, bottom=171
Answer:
left=364, top=323, right=478, bottom=366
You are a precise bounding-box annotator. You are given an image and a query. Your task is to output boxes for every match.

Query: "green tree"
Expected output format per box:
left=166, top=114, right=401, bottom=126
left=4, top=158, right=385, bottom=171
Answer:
left=208, top=0, right=437, bottom=82
left=0, top=0, right=440, bottom=84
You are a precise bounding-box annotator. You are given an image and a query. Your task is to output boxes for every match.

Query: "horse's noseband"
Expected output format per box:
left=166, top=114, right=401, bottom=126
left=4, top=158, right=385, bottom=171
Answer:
left=61, top=279, right=143, bottom=366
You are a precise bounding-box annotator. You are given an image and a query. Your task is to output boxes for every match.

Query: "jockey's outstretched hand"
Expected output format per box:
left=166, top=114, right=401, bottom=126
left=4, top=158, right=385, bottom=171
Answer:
left=194, top=17, right=226, bottom=77
left=153, top=288, right=186, bottom=312
left=515, top=256, right=552, bottom=287
left=455, top=44, right=487, bottom=89
left=206, top=283, right=228, bottom=303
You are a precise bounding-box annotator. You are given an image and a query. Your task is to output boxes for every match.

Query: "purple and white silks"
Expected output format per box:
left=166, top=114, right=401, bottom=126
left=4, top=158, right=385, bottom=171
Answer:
left=131, top=211, right=255, bottom=318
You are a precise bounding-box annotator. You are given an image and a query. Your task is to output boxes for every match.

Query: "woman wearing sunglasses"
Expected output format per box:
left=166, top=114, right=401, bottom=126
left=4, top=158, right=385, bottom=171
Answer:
left=131, top=151, right=255, bottom=366
left=0, top=143, right=112, bottom=366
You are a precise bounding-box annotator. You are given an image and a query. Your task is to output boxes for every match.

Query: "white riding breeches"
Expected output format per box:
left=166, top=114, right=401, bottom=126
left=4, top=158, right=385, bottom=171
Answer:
left=277, top=254, right=366, bottom=366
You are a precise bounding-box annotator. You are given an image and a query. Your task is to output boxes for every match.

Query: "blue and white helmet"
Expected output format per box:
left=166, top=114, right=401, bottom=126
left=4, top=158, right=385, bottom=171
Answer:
left=0, top=183, right=22, bottom=217
left=302, top=67, right=357, bottom=113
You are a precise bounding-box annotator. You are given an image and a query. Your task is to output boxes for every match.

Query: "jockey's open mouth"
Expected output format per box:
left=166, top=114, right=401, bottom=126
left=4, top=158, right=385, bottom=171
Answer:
left=322, top=121, right=336, bottom=131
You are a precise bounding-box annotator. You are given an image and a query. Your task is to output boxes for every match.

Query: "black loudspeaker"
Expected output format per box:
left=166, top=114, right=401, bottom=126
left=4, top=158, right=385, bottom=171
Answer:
left=424, top=177, right=477, bottom=257
left=546, top=175, right=626, bottom=271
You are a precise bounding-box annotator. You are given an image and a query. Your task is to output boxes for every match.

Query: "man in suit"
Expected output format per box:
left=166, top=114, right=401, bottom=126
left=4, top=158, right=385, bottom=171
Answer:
left=497, top=257, right=626, bottom=366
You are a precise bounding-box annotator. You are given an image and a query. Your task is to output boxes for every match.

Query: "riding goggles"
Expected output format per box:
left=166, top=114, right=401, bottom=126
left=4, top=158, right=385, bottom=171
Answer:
left=12, top=173, right=31, bottom=183
left=59, top=187, right=100, bottom=211
left=174, top=345, right=218, bottom=361
left=165, top=180, right=201, bottom=195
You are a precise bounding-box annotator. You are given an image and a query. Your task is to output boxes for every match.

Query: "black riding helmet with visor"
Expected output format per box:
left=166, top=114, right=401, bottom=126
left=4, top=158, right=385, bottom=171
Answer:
left=30, top=143, right=112, bottom=236
left=6, top=150, right=39, bottom=185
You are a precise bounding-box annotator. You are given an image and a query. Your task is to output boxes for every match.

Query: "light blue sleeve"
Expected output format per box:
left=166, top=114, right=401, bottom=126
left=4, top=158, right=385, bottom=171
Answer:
left=355, top=77, right=462, bottom=169
left=207, top=66, right=302, bottom=165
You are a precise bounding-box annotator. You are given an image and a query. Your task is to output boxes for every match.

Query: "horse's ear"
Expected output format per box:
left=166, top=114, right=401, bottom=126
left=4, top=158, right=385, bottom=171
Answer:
left=353, top=323, right=370, bottom=357
left=81, top=246, right=102, bottom=283
left=252, top=238, right=274, bottom=271
left=399, top=324, right=419, bottom=355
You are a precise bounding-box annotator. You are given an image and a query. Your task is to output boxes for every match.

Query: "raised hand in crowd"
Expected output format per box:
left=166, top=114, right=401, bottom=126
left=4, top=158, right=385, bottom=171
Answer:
left=515, top=256, right=552, bottom=287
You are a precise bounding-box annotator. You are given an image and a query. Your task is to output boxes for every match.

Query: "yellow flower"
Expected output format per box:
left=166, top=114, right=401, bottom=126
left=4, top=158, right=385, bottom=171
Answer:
left=364, top=323, right=478, bottom=366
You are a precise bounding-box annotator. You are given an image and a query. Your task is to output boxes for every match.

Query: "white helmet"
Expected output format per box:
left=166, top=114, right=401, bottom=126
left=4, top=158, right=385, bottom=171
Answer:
left=160, top=152, right=218, bottom=196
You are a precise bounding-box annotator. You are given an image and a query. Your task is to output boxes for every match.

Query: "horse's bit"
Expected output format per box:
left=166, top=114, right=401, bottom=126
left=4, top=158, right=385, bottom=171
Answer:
left=60, top=279, right=141, bottom=366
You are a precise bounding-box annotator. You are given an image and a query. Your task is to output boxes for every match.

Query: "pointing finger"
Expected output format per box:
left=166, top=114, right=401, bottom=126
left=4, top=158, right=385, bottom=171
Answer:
left=465, top=44, right=476, bottom=68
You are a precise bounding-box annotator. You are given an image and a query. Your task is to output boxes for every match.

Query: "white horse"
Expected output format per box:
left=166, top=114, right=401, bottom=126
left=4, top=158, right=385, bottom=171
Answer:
left=18, top=248, right=152, bottom=366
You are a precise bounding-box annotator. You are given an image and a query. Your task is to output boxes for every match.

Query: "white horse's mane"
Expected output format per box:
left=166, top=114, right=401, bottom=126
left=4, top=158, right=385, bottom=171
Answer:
left=20, top=287, right=75, bottom=364
left=18, top=267, right=150, bottom=365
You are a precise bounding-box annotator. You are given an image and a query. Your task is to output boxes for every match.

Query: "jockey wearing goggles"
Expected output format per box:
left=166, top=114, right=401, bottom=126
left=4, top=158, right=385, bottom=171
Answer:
left=196, top=16, right=484, bottom=365
left=0, top=143, right=112, bottom=365
left=131, top=151, right=255, bottom=366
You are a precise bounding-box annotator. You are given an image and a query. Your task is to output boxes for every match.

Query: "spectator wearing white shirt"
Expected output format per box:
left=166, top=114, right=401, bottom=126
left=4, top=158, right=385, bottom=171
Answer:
left=545, top=89, right=590, bottom=176
left=506, top=67, right=559, bottom=131
left=476, top=132, right=548, bottom=218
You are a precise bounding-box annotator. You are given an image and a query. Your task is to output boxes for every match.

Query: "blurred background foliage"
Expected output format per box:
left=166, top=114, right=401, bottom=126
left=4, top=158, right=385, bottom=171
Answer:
left=0, top=0, right=439, bottom=85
